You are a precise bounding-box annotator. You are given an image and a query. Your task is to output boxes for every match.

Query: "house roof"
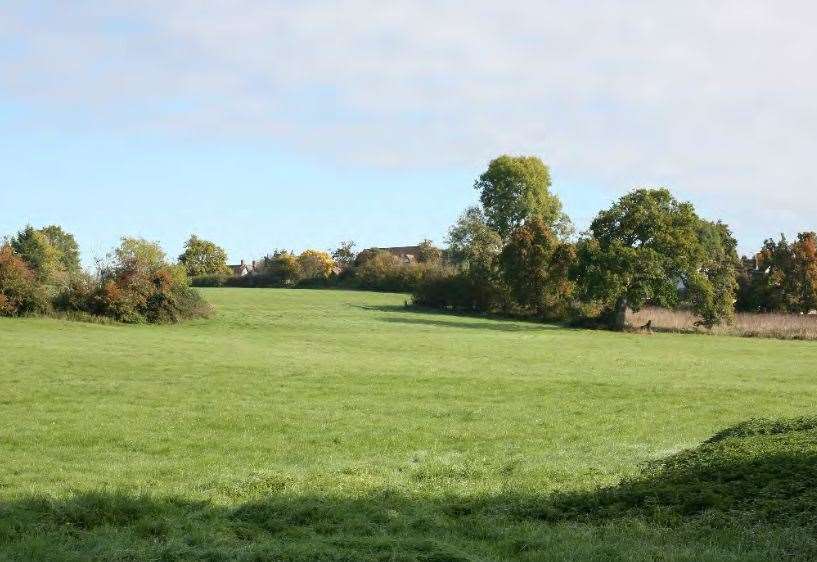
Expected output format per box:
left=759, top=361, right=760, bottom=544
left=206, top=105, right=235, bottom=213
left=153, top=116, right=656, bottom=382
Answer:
left=378, top=246, right=422, bottom=256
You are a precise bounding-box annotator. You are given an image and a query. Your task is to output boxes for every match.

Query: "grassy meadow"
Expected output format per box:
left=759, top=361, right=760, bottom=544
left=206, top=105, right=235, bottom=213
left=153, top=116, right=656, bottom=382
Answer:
left=1, top=288, right=817, bottom=561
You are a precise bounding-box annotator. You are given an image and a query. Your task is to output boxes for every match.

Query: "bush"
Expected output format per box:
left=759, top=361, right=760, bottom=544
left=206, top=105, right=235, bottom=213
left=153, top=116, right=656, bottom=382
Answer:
left=94, top=262, right=210, bottom=324
left=352, top=251, right=447, bottom=292
left=57, top=238, right=212, bottom=324
left=191, top=274, right=230, bottom=287
left=0, top=244, right=50, bottom=316
left=297, top=250, right=334, bottom=281
left=413, top=268, right=511, bottom=312
left=52, top=272, right=96, bottom=313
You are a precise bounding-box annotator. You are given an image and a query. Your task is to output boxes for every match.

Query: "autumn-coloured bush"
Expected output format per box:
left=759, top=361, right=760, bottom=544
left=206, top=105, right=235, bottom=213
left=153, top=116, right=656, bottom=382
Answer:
left=74, top=238, right=212, bottom=324
left=297, top=250, right=335, bottom=280
left=0, top=244, right=50, bottom=316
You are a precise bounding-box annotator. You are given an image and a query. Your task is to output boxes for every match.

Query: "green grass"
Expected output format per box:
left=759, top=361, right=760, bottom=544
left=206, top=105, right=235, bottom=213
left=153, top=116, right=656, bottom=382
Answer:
left=1, top=288, right=816, bottom=561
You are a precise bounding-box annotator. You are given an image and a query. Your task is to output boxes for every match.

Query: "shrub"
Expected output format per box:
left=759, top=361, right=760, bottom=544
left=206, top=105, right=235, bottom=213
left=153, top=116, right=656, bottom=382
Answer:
left=52, top=272, right=96, bottom=313
left=190, top=274, right=230, bottom=287
left=0, top=244, right=50, bottom=316
left=353, top=251, right=424, bottom=292
left=412, top=270, right=471, bottom=309
left=297, top=250, right=334, bottom=281
left=64, top=238, right=212, bottom=324
left=413, top=268, right=511, bottom=312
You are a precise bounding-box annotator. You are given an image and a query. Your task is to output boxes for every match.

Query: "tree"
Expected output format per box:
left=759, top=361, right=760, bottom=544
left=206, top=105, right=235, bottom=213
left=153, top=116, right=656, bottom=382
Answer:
left=689, top=220, right=740, bottom=326
left=262, top=250, right=301, bottom=285
left=446, top=207, right=507, bottom=311
left=39, top=225, right=81, bottom=274
left=738, top=232, right=817, bottom=313
left=332, top=241, right=356, bottom=271
left=499, top=217, right=575, bottom=317
left=353, top=248, right=380, bottom=267
left=474, top=155, right=569, bottom=239
left=9, top=225, right=63, bottom=283
left=111, top=238, right=167, bottom=274
left=0, top=244, right=50, bottom=316
left=297, top=250, right=335, bottom=280
left=572, top=188, right=737, bottom=330
left=178, top=235, right=231, bottom=277
left=416, top=239, right=442, bottom=263
left=447, top=207, right=503, bottom=273
left=791, top=232, right=817, bottom=312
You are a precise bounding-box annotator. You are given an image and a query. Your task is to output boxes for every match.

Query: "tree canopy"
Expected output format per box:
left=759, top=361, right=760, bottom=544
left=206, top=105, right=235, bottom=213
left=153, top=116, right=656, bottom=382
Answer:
left=737, top=232, right=817, bottom=313
left=9, top=225, right=70, bottom=284
left=499, top=217, right=575, bottom=318
left=572, top=188, right=738, bottom=329
left=474, top=155, right=567, bottom=239
left=178, top=235, right=231, bottom=277
left=39, top=225, right=81, bottom=274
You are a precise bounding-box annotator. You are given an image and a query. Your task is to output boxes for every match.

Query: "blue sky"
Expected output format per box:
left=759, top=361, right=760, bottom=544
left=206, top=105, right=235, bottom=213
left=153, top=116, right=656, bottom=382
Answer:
left=3, top=2, right=816, bottom=266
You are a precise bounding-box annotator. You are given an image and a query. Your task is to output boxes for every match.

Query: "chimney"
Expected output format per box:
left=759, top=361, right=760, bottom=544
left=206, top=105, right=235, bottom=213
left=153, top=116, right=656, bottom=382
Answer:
left=252, top=260, right=256, bottom=269
left=240, top=259, right=245, bottom=267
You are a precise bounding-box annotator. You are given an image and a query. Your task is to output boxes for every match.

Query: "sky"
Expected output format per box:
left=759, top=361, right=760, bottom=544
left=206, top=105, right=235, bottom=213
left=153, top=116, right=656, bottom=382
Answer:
left=2, top=1, right=816, bottom=267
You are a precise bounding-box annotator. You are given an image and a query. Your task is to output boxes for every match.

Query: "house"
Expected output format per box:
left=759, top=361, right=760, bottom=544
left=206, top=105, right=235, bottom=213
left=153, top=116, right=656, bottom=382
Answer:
left=377, top=246, right=422, bottom=264
left=229, top=259, right=258, bottom=277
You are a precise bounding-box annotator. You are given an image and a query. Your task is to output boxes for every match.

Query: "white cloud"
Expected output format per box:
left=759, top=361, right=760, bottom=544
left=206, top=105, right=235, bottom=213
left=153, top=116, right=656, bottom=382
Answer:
left=3, top=1, right=817, bottom=245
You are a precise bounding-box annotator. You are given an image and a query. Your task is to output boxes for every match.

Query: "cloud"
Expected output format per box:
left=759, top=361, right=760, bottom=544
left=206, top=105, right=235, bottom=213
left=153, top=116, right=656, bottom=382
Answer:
left=3, top=1, right=817, bottom=244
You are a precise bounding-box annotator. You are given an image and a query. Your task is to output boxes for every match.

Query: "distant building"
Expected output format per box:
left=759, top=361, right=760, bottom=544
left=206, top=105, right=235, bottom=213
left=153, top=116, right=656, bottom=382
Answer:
left=229, top=259, right=258, bottom=277
left=377, top=246, right=422, bottom=264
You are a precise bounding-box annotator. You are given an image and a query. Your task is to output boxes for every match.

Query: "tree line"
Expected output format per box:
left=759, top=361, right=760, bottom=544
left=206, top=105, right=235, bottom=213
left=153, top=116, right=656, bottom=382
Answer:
left=0, top=228, right=209, bottom=323
left=416, top=155, right=816, bottom=329
left=3, top=154, right=814, bottom=327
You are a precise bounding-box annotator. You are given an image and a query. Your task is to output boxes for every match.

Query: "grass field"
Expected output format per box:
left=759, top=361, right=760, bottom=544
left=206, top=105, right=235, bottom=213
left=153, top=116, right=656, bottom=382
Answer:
left=2, top=288, right=817, bottom=561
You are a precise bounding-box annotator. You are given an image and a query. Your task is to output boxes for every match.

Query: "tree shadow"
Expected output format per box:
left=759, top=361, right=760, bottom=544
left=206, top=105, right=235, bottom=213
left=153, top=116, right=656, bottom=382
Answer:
left=540, top=416, right=817, bottom=526
left=347, top=303, right=560, bottom=333
left=2, top=418, right=816, bottom=560
left=379, top=316, right=559, bottom=332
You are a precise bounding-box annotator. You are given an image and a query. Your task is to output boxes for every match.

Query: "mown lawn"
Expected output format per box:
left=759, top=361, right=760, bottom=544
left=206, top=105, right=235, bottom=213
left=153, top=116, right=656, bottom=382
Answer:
left=1, top=288, right=816, bottom=561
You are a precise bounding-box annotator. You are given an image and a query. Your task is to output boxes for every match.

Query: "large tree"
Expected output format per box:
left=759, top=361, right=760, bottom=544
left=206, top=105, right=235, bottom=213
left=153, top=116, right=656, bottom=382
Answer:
left=178, top=235, right=230, bottom=277
left=499, top=216, right=575, bottom=317
left=572, top=188, right=738, bottom=330
left=474, top=155, right=568, bottom=239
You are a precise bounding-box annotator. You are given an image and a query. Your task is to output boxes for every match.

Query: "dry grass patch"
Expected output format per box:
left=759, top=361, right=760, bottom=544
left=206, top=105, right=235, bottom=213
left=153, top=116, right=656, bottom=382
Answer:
left=628, top=307, right=817, bottom=340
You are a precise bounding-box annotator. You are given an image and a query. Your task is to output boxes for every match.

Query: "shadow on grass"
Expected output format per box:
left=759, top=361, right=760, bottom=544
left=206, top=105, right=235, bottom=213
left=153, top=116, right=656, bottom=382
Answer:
left=379, top=316, right=559, bottom=332
left=3, top=418, right=817, bottom=561
left=348, top=303, right=560, bottom=333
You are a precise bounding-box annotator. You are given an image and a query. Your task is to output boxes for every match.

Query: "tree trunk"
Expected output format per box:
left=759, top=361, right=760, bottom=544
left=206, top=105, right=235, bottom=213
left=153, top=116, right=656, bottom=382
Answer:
left=612, top=297, right=628, bottom=331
